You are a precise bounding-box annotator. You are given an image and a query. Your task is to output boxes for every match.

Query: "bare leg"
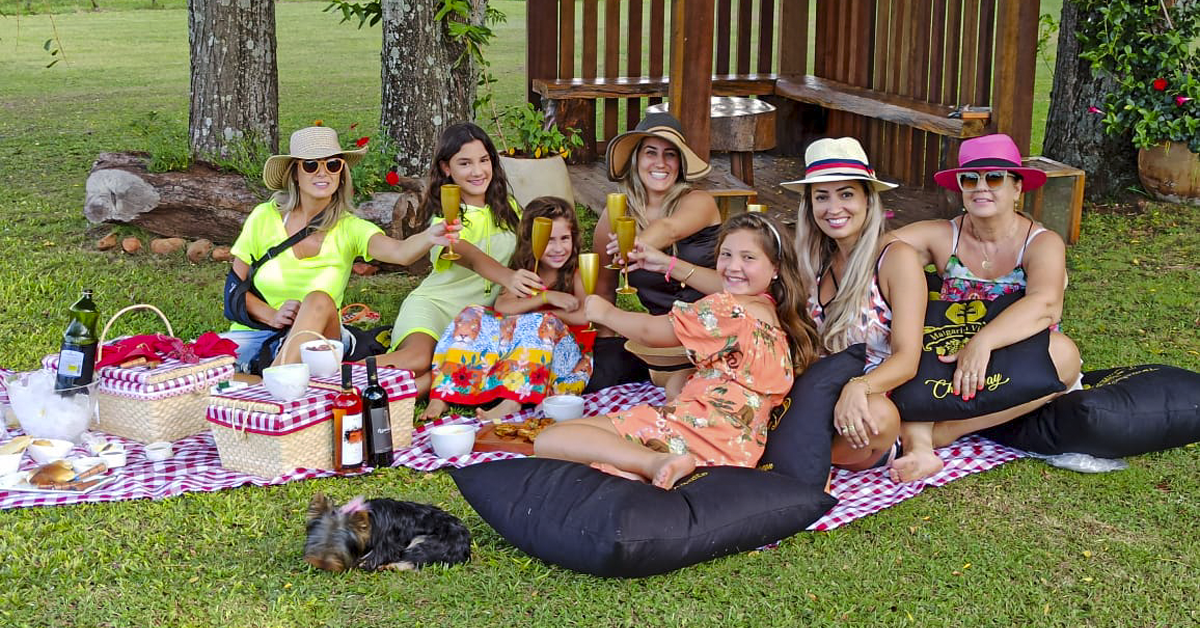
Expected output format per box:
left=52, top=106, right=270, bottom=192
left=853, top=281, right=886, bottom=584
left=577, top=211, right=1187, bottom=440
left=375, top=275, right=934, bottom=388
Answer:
left=375, top=333, right=437, bottom=379
left=663, top=370, right=693, bottom=403
left=932, top=331, right=1082, bottom=447
left=889, top=422, right=943, bottom=482
left=477, top=399, right=522, bottom=422
left=276, top=291, right=340, bottom=366
left=831, top=394, right=901, bottom=471
left=534, top=416, right=697, bottom=489
left=420, top=398, right=448, bottom=422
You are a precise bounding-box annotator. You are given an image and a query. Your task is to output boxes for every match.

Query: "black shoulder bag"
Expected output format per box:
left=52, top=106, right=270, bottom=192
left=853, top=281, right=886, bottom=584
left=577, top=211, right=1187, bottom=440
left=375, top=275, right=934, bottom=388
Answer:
left=223, top=212, right=326, bottom=330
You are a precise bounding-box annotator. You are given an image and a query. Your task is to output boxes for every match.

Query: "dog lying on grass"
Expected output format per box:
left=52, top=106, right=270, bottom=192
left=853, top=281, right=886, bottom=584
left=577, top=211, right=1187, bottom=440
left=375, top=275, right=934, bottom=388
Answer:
left=304, top=493, right=471, bottom=572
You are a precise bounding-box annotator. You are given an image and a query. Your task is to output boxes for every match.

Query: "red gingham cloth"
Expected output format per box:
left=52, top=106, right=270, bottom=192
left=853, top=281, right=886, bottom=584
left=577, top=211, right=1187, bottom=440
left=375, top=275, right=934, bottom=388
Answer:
left=0, top=368, right=13, bottom=406
left=41, top=354, right=234, bottom=400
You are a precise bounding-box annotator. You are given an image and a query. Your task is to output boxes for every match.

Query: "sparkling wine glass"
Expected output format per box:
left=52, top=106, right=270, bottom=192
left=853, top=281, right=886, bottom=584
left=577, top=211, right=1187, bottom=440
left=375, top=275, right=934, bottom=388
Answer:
left=747, top=203, right=766, bottom=213
left=578, top=252, right=599, bottom=331
left=615, top=217, right=638, bottom=295
left=605, top=193, right=627, bottom=270
left=530, top=216, right=553, bottom=276
left=440, top=184, right=462, bottom=261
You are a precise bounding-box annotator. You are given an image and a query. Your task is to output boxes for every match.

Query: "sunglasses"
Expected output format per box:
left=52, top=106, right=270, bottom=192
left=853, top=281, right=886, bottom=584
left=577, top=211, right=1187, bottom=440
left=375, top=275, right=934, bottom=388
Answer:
left=299, top=158, right=344, bottom=175
left=957, top=170, right=1013, bottom=191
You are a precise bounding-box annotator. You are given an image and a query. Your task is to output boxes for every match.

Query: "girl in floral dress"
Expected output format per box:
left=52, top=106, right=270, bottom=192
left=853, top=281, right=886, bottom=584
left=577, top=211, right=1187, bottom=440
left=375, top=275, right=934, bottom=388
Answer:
left=535, top=213, right=822, bottom=489
left=422, top=197, right=594, bottom=421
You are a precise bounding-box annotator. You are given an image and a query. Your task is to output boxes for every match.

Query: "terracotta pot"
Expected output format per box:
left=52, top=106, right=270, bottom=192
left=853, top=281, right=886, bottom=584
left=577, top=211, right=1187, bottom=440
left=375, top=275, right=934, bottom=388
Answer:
left=1137, top=142, right=1200, bottom=206
left=499, top=154, right=575, bottom=209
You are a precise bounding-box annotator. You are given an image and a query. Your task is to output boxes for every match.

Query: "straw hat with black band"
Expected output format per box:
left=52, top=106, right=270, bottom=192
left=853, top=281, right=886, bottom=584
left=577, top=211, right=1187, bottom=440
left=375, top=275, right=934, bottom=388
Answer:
left=781, top=137, right=898, bottom=194
left=262, top=126, right=368, bottom=191
left=606, top=113, right=712, bottom=182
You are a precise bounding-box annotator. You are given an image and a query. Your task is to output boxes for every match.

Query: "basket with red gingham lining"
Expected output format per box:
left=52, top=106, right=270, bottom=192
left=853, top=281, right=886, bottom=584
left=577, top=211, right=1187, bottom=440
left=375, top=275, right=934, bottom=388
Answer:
left=41, top=354, right=235, bottom=401
left=0, top=368, right=13, bottom=407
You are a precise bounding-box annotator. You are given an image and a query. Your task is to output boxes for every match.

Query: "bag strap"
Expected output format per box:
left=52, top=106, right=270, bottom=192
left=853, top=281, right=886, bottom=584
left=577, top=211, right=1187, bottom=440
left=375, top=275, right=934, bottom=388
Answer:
left=247, top=211, right=326, bottom=280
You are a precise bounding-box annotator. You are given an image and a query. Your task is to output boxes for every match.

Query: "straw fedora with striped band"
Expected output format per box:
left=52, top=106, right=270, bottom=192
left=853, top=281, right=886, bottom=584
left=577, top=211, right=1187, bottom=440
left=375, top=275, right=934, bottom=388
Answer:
left=781, top=137, right=898, bottom=193
left=262, top=126, right=368, bottom=191
left=605, top=113, right=711, bottom=182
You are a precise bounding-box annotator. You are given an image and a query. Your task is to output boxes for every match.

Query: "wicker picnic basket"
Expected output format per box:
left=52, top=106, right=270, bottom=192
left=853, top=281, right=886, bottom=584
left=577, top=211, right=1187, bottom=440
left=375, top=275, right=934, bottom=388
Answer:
left=206, top=363, right=416, bottom=478
left=42, top=304, right=236, bottom=443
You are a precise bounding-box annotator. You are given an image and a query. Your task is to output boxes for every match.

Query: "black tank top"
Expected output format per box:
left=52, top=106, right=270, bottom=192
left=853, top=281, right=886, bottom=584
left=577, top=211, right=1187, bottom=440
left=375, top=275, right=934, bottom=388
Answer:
left=627, top=223, right=720, bottom=315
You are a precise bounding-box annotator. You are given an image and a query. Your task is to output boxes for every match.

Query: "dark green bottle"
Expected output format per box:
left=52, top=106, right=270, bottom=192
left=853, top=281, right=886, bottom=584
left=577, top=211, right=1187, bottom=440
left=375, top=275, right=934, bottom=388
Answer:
left=55, top=289, right=99, bottom=396
left=362, top=356, right=394, bottom=468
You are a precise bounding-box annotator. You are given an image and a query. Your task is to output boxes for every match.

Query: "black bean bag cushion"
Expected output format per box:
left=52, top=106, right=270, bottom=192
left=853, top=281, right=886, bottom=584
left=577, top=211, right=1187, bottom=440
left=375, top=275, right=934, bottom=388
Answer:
left=981, top=364, right=1200, bottom=458
left=760, top=344, right=866, bottom=487
left=450, top=458, right=836, bottom=577
left=582, top=336, right=650, bottom=394
left=892, top=291, right=1065, bottom=422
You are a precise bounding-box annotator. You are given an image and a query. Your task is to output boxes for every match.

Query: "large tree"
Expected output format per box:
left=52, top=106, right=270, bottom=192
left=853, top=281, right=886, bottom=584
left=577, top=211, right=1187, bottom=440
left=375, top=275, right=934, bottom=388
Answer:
left=380, top=0, right=486, bottom=177
left=187, top=0, right=280, bottom=158
left=1042, top=0, right=1139, bottom=200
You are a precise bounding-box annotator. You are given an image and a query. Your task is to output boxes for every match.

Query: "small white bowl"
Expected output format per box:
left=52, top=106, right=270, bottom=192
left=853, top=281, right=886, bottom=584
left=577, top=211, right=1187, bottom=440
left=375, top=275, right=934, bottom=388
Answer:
left=262, top=363, right=310, bottom=401
left=428, top=424, right=477, bottom=459
left=542, top=395, right=586, bottom=421
left=27, top=438, right=74, bottom=465
left=71, top=457, right=105, bottom=474
left=145, top=441, right=173, bottom=462
left=0, top=452, right=21, bottom=475
left=100, top=448, right=128, bottom=469
left=299, top=339, right=345, bottom=379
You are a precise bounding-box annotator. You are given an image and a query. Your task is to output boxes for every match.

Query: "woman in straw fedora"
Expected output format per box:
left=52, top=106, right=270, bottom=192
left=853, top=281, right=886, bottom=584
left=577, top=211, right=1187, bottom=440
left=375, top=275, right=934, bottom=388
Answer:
left=888, top=133, right=1081, bottom=482
left=223, top=126, right=460, bottom=372
left=588, top=113, right=722, bottom=393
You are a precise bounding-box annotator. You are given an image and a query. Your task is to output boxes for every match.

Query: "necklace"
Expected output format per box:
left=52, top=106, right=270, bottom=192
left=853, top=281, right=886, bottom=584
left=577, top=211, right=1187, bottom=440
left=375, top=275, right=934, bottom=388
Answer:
left=966, top=215, right=1020, bottom=272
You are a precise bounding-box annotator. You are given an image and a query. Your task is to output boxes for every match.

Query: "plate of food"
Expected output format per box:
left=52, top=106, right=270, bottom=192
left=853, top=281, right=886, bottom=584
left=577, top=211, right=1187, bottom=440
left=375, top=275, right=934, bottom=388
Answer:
left=0, top=459, right=116, bottom=495
left=473, top=417, right=556, bottom=456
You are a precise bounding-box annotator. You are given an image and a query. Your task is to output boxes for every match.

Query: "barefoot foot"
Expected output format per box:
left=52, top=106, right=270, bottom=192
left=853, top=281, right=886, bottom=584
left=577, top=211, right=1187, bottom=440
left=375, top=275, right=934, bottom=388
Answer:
left=590, top=462, right=647, bottom=483
left=477, top=399, right=522, bottom=422
left=648, top=454, right=697, bottom=489
left=889, top=449, right=944, bottom=483
left=420, top=398, right=448, bottom=421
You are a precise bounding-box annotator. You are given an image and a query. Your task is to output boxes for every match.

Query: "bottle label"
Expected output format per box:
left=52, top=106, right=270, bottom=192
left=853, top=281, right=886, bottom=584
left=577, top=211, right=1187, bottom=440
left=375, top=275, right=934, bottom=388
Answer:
left=367, top=406, right=392, bottom=454
left=58, top=349, right=86, bottom=377
left=341, top=412, right=364, bottom=467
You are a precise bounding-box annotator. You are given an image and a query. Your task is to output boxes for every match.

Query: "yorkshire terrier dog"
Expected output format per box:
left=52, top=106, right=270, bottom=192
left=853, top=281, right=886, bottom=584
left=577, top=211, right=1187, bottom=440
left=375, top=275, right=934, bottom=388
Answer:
left=303, top=493, right=472, bottom=572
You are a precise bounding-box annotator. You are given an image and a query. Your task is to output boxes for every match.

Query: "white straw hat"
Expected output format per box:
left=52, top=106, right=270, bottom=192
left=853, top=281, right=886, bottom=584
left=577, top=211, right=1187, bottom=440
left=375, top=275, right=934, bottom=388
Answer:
left=262, top=126, right=368, bottom=190
left=781, top=137, right=898, bottom=193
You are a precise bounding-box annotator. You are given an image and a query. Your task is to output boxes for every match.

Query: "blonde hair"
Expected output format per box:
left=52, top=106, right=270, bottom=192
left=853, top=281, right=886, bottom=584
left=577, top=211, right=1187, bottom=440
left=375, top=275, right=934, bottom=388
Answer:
left=794, top=180, right=887, bottom=354
left=618, top=138, right=694, bottom=230
left=270, top=159, right=356, bottom=232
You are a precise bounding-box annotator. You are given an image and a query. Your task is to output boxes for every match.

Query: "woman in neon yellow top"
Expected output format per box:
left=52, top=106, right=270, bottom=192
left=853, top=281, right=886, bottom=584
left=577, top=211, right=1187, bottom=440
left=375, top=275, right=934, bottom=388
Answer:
left=224, top=126, right=460, bottom=372
left=376, top=123, right=544, bottom=394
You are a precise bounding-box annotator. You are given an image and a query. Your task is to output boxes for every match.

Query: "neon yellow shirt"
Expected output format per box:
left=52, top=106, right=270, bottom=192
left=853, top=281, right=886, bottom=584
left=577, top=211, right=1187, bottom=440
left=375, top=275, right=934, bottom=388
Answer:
left=229, top=200, right=381, bottom=331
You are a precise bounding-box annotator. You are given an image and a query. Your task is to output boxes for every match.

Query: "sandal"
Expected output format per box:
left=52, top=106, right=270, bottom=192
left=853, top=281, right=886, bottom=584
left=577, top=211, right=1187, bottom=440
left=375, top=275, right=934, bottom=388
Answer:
left=340, top=303, right=381, bottom=326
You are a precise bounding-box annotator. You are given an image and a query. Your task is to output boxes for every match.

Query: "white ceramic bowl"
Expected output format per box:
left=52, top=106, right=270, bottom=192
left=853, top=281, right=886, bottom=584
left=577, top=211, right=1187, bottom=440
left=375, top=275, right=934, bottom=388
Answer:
left=542, top=395, right=586, bottom=421
left=27, top=438, right=75, bottom=465
left=100, top=448, right=128, bottom=469
left=145, top=441, right=173, bottom=462
left=428, top=424, right=477, bottom=459
left=0, top=452, right=21, bottom=475
left=71, top=457, right=105, bottom=474
left=262, top=363, right=310, bottom=401
left=299, top=339, right=345, bottom=378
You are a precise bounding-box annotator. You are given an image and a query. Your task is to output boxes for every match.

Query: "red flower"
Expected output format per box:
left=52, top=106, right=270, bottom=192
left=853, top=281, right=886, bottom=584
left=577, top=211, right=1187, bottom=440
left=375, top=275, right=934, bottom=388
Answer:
left=1177, top=96, right=1194, bottom=106
left=451, top=367, right=474, bottom=387
left=1153, top=78, right=1168, bottom=91
left=385, top=171, right=400, bottom=186
left=356, top=136, right=370, bottom=148
left=1087, top=106, right=1103, bottom=114
left=529, top=366, right=549, bottom=386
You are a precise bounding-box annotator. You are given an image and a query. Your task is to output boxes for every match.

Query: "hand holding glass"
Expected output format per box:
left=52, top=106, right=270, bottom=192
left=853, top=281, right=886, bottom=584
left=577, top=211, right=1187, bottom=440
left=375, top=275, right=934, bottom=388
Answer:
left=615, top=217, right=638, bottom=295
left=440, top=184, right=462, bottom=261
left=578, top=253, right=599, bottom=331
left=605, top=193, right=627, bottom=270
left=530, top=216, right=553, bottom=277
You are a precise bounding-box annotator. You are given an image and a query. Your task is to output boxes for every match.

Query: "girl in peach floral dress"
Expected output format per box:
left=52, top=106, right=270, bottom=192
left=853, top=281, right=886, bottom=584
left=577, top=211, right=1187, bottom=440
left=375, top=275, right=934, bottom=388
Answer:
left=535, top=213, right=821, bottom=489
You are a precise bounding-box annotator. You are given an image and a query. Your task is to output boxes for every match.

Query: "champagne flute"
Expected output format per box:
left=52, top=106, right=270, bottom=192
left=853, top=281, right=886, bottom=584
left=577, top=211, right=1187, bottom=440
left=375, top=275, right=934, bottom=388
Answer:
left=605, top=193, right=627, bottom=270
left=530, top=217, right=553, bottom=277
left=615, top=217, right=638, bottom=295
left=578, top=252, right=599, bottom=331
left=747, top=203, right=767, bottom=213
left=440, top=184, right=462, bottom=261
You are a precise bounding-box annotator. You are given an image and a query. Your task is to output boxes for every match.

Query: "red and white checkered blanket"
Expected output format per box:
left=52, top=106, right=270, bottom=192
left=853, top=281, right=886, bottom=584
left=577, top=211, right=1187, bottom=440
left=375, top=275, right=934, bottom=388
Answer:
left=1, top=382, right=1024, bottom=530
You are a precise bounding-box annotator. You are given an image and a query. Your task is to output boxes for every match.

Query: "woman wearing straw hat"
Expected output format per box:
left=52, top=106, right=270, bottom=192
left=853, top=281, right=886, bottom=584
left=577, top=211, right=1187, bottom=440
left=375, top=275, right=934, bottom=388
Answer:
left=223, top=126, right=460, bottom=372
left=588, top=113, right=722, bottom=393
left=888, top=133, right=1081, bottom=482
left=783, top=137, right=927, bottom=473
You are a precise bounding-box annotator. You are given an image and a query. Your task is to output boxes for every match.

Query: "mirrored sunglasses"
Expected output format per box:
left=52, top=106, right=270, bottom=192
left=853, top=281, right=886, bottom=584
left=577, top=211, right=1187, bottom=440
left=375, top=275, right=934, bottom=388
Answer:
left=299, top=158, right=344, bottom=175
left=957, top=170, right=1012, bottom=191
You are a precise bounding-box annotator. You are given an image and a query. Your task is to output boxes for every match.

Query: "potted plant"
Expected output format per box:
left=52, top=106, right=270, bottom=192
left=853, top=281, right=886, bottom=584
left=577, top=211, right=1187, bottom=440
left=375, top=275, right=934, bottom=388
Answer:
left=1078, top=0, right=1200, bottom=204
left=495, top=103, right=585, bottom=208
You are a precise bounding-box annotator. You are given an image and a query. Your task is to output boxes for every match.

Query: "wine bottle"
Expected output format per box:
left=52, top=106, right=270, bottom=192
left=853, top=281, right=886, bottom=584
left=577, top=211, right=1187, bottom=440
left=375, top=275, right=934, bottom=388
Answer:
left=362, top=356, right=393, bottom=469
left=331, top=364, right=363, bottom=472
left=55, top=289, right=99, bottom=396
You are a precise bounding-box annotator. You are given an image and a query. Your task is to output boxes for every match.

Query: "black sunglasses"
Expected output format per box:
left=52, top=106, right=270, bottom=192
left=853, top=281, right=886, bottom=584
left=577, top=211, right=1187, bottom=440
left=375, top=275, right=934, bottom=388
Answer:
left=299, top=158, right=344, bottom=175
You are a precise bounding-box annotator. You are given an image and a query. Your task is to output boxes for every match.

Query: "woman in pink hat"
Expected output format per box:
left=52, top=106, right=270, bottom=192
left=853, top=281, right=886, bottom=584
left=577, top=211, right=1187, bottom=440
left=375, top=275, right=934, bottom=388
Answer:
left=888, top=133, right=1082, bottom=482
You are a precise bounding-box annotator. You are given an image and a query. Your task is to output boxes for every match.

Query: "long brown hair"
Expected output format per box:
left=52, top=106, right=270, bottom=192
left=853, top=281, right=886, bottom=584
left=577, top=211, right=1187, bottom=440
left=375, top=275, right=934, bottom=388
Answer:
left=617, top=137, right=695, bottom=230
left=718, top=212, right=822, bottom=370
left=507, top=196, right=580, bottom=294
left=415, top=122, right=520, bottom=233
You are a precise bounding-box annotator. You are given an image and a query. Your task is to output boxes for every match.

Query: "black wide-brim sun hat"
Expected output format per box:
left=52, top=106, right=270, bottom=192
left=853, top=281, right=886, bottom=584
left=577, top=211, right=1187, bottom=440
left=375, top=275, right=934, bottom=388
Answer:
left=605, top=113, right=711, bottom=182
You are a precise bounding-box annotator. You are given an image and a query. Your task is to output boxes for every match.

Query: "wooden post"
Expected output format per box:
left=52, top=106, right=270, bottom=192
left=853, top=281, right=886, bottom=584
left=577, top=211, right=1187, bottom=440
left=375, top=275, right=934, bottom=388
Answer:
left=526, top=0, right=559, bottom=108
left=992, top=0, right=1040, bottom=152
left=669, top=0, right=715, bottom=160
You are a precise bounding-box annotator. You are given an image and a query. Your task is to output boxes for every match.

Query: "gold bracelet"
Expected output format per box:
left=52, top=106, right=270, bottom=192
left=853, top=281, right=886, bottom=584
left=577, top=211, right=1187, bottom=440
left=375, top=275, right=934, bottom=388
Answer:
left=541, top=291, right=548, bottom=304
left=679, top=265, right=698, bottom=289
left=848, top=376, right=873, bottom=395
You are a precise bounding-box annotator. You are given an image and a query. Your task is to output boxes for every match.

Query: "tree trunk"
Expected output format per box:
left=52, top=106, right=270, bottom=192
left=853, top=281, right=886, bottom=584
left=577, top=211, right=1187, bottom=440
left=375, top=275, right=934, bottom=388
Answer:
left=187, top=0, right=280, bottom=159
left=1042, top=0, right=1139, bottom=200
left=380, top=0, right=483, bottom=177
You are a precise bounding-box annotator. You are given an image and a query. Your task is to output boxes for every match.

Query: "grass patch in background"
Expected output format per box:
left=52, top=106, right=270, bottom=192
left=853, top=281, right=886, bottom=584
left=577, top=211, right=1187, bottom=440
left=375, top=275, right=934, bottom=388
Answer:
left=0, top=2, right=1197, bottom=626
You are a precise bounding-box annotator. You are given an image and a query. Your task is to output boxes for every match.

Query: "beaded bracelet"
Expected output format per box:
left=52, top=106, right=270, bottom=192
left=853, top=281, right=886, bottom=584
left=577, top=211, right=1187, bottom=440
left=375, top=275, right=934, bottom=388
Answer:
left=665, top=256, right=679, bottom=282
left=847, top=375, right=873, bottom=395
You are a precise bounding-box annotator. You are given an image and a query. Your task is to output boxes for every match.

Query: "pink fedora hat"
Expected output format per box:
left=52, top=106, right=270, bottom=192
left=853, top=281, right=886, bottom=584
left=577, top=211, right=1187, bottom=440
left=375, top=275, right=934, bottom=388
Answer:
left=933, top=134, right=1047, bottom=191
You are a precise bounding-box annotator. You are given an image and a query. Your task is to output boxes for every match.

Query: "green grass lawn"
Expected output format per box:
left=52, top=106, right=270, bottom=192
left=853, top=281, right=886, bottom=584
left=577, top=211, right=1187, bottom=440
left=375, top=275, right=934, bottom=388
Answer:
left=1, top=3, right=1198, bottom=626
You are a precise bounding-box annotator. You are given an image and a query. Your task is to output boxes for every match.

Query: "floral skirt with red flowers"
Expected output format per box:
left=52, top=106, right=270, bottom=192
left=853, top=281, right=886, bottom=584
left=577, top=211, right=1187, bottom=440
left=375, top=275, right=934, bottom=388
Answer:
left=429, top=305, right=593, bottom=406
